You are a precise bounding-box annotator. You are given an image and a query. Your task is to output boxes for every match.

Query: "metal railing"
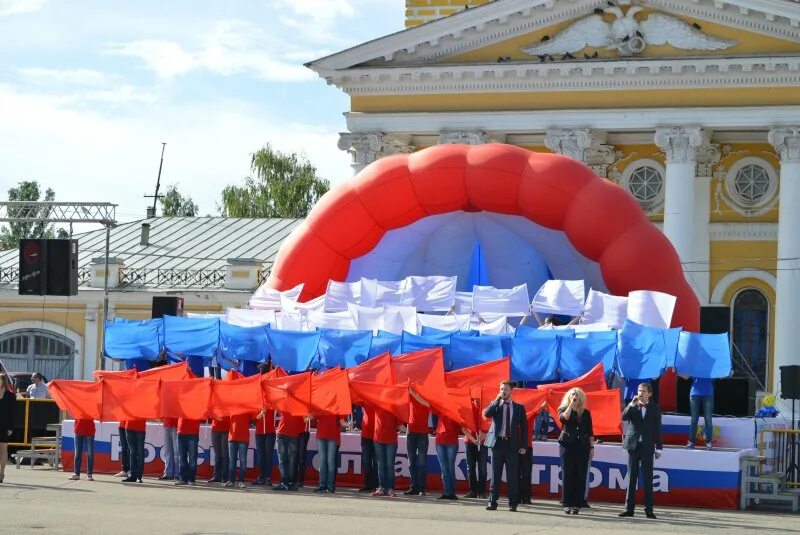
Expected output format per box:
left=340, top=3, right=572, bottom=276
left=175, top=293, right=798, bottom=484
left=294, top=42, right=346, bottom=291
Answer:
left=759, top=428, right=800, bottom=488
left=118, top=267, right=226, bottom=288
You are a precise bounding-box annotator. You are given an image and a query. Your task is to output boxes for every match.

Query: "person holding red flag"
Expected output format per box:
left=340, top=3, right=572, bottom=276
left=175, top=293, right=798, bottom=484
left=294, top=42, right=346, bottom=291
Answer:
left=403, top=396, right=430, bottom=496
left=357, top=406, right=378, bottom=493
left=483, top=380, right=527, bottom=512
left=434, top=414, right=461, bottom=500
left=371, top=405, right=401, bottom=497
left=175, top=418, right=201, bottom=486
left=208, top=416, right=230, bottom=484
left=225, top=413, right=251, bottom=489
left=314, top=413, right=345, bottom=493
left=252, top=407, right=276, bottom=486
left=70, top=418, right=95, bottom=481
left=274, top=412, right=305, bottom=491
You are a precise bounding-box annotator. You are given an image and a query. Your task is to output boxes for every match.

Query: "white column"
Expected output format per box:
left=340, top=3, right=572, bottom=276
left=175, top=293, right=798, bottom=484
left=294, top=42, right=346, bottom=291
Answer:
left=768, top=127, right=800, bottom=390
left=82, top=304, right=98, bottom=380
left=691, top=144, right=719, bottom=305
left=654, top=127, right=709, bottom=288
left=338, top=132, right=414, bottom=175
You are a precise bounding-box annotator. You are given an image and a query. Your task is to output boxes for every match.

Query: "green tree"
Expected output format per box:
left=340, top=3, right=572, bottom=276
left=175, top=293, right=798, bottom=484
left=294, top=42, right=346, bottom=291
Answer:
left=219, top=144, right=330, bottom=218
left=160, top=184, right=199, bottom=217
left=0, top=181, right=61, bottom=250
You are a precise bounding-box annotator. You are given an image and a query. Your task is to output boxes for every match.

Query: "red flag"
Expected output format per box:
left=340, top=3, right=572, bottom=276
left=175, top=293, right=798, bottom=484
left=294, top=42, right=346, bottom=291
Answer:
left=93, top=368, right=136, bottom=379
left=349, top=380, right=409, bottom=422
left=311, top=368, right=352, bottom=416
left=415, top=386, right=475, bottom=433
left=445, top=357, right=510, bottom=390
left=209, top=374, right=264, bottom=418
left=585, top=389, right=623, bottom=436
left=513, top=388, right=549, bottom=421
left=537, top=363, right=607, bottom=394
left=101, top=377, right=161, bottom=421
left=263, top=372, right=312, bottom=416
left=48, top=380, right=102, bottom=420
left=160, top=378, right=212, bottom=420
left=348, top=352, right=393, bottom=384
left=391, top=348, right=445, bottom=390
left=138, top=361, right=194, bottom=381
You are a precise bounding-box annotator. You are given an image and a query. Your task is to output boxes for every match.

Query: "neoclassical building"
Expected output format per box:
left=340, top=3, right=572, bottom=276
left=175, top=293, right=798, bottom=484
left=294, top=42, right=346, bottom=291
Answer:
left=309, top=0, right=800, bottom=394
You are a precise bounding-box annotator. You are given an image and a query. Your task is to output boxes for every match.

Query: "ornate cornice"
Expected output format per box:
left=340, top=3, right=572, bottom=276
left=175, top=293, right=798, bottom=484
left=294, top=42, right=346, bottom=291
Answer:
left=437, top=130, right=505, bottom=144
left=654, top=127, right=710, bottom=162
left=325, top=56, right=800, bottom=95
left=337, top=132, right=415, bottom=174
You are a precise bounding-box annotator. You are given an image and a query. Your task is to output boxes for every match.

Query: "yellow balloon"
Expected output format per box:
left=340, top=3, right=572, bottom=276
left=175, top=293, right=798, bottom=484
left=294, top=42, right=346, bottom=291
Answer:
left=763, top=393, right=776, bottom=407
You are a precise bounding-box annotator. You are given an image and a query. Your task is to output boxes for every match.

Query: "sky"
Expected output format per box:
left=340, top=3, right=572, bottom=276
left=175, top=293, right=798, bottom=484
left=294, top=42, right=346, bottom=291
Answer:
left=0, top=0, right=404, bottom=223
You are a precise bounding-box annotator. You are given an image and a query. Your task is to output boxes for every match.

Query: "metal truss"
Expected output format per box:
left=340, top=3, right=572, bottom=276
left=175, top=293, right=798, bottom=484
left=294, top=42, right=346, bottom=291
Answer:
left=0, top=202, right=117, bottom=225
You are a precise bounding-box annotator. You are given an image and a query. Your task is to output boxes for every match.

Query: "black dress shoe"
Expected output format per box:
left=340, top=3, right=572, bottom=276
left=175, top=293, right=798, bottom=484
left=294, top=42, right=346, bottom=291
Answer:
left=158, top=476, right=172, bottom=480
left=509, top=505, right=518, bottom=512
left=486, top=503, right=498, bottom=511
left=121, top=477, right=136, bottom=483
left=403, top=488, right=420, bottom=496
left=436, top=494, right=447, bottom=499
left=463, top=492, right=478, bottom=498
left=581, top=501, right=591, bottom=509
left=646, top=512, right=657, bottom=519
left=618, top=511, right=634, bottom=517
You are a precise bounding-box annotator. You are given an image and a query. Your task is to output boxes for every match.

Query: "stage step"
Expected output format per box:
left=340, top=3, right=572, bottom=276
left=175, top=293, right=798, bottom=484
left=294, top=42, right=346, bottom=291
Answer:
left=740, top=458, right=800, bottom=512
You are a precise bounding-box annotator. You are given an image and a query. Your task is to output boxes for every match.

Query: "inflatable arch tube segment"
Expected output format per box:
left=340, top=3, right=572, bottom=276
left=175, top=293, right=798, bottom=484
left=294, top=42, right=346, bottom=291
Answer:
left=267, top=144, right=699, bottom=331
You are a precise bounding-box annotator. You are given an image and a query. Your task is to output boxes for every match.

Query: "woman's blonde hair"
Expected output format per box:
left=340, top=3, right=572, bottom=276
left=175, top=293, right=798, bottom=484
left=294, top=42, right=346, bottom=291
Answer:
left=558, top=387, right=587, bottom=415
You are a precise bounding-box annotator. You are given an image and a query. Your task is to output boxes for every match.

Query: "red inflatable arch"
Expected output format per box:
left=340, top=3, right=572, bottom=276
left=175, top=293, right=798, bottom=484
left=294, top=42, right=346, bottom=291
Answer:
left=268, top=144, right=699, bottom=331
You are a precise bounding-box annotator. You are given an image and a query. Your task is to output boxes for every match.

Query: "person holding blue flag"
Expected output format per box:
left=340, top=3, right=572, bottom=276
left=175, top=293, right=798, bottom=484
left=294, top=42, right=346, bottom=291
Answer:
left=682, top=375, right=714, bottom=450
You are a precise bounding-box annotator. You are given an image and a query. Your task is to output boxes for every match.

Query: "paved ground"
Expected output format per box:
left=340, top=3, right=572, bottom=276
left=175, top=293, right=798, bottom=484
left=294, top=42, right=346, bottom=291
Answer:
left=0, top=469, right=796, bottom=535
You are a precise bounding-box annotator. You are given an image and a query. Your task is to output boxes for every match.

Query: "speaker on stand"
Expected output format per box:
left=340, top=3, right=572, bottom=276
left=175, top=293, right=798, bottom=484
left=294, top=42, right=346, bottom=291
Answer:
left=780, top=365, right=800, bottom=486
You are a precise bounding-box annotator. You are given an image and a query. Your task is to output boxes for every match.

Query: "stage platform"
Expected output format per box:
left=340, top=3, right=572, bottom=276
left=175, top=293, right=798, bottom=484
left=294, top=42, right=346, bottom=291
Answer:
left=61, top=421, right=754, bottom=510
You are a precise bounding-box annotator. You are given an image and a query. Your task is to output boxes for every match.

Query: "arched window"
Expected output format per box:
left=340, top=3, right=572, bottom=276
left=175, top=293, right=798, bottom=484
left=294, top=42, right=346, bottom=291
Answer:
left=731, top=289, right=769, bottom=388
left=0, top=329, right=75, bottom=380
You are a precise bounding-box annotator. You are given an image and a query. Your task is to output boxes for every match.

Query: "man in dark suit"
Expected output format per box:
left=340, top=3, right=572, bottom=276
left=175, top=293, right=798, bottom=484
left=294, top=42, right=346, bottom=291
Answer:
left=619, top=382, right=663, bottom=519
left=484, top=380, right=528, bottom=512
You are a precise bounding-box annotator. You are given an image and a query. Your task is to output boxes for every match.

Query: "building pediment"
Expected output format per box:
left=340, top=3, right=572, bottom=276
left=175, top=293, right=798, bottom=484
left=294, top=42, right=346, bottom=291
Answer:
left=308, top=0, right=800, bottom=75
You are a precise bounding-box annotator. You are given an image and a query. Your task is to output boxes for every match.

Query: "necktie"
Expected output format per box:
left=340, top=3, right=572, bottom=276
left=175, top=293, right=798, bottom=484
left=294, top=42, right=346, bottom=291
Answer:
left=502, top=402, right=509, bottom=438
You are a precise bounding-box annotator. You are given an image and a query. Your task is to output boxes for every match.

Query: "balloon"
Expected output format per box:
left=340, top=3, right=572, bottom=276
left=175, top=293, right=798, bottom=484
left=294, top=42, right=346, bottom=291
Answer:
left=267, top=144, right=699, bottom=331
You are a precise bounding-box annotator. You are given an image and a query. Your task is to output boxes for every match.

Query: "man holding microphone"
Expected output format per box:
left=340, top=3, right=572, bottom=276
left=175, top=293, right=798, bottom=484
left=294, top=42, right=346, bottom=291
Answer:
left=483, top=380, right=528, bottom=512
left=619, top=382, right=663, bottom=519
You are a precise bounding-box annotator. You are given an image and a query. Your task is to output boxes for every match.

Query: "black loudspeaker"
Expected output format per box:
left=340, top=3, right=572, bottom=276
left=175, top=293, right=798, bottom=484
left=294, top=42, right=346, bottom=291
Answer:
left=152, top=296, right=184, bottom=319
left=714, top=377, right=754, bottom=416
left=780, top=365, right=800, bottom=400
left=700, top=306, right=731, bottom=334
left=45, top=239, right=78, bottom=296
left=18, top=239, right=46, bottom=295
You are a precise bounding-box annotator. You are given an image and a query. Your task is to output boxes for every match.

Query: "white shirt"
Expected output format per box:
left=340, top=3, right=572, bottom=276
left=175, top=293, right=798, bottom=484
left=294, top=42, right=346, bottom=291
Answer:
left=26, top=383, right=50, bottom=399
left=629, top=401, right=661, bottom=452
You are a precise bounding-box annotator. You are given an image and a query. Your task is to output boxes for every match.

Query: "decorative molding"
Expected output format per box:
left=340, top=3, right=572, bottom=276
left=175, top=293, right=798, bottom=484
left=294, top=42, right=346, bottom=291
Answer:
left=345, top=106, right=800, bottom=133
left=521, top=7, right=736, bottom=58
left=708, top=221, right=778, bottom=240
left=695, top=143, right=722, bottom=177
left=710, top=267, right=777, bottom=304
left=654, top=127, right=710, bottom=162
left=337, top=132, right=415, bottom=174
left=437, top=130, right=504, bottom=144
left=323, top=56, right=800, bottom=96
left=768, top=126, right=800, bottom=162
left=544, top=128, right=603, bottom=162
left=715, top=156, right=780, bottom=216
left=620, top=158, right=667, bottom=215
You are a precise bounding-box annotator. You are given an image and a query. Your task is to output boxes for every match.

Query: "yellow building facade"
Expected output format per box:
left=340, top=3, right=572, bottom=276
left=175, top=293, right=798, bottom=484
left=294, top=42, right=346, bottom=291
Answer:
left=311, top=0, right=800, bottom=393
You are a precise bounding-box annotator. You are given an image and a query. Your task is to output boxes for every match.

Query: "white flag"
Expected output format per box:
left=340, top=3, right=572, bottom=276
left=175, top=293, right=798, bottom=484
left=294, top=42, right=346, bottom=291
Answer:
left=359, top=278, right=403, bottom=308
left=473, top=315, right=509, bottom=335
left=277, top=311, right=304, bottom=331
left=383, top=305, right=418, bottom=335
left=324, top=280, right=361, bottom=312
left=627, top=290, right=676, bottom=329
left=531, top=280, right=585, bottom=316
left=453, top=292, right=473, bottom=315
left=580, top=289, right=628, bottom=329
left=306, top=310, right=357, bottom=330
left=226, top=308, right=276, bottom=327
left=416, top=313, right=470, bottom=332
left=249, top=283, right=303, bottom=310
left=348, top=303, right=385, bottom=332
left=472, top=284, right=530, bottom=316
left=400, top=275, right=457, bottom=312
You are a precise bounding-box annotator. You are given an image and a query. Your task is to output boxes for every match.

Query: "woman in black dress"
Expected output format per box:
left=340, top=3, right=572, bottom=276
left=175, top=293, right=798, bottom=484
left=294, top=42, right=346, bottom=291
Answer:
left=557, top=387, right=593, bottom=515
left=0, top=373, right=16, bottom=483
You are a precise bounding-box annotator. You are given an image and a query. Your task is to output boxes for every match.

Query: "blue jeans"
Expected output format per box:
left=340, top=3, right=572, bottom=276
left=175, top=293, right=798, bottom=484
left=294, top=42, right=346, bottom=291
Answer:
left=277, top=435, right=299, bottom=486
left=436, top=444, right=458, bottom=496
left=317, top=438, right=338, bottom=490
left=163, top=426, right=179, bottom=478
left=255, top=433, right=276, bottom=483
left=689, top=395, right=714, bottom=444
left=373, top=442, right=397, bottom=491
left=74, top=435, right=94, bottom=476
left=211, top=430, right=229, bottom=481
left=228, top=440, right=248, bottom=483
left=406, top=432, right=429, bottom=492
left=118, top=426, right=129, bottom=472
left=178, top=434, right=199, bottom=483
left=126, top=430, right=146, bottom=481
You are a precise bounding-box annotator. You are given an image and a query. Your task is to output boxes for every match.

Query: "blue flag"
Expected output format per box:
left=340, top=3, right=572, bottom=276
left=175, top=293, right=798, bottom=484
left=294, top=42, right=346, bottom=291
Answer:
left=104, top=321, right=161, bottom=360
left=370, top=331, right=402, bottom=357
left=479, top=333, right=514, bottom=357
left=617, top=320, right=667, bottom=379
left=510, top=337, right=559, bottom=382
left=664, top=327, right=682, bottom=369
left=675, top=332, right=732, bottom=378
left=266, top=329, right=321, bottom=372
left=318, top=328, right=373, bottom=369
left=219, top=322, right=269, bottom=364
left=163, top=316, right=219, bottom=359
left=449, top=335, right=504, bottom=371
left=516, top=325, right=575, bottom=339
left=559, top=336, right=617, bottom=380
left=401, top=331, right=452, bottom=358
